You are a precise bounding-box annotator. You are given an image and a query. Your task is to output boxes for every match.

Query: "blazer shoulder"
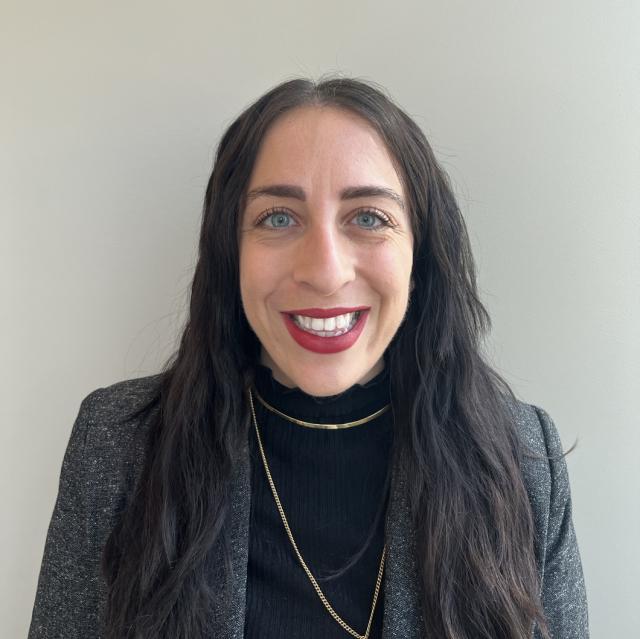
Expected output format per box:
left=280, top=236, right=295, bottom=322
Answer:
left=507, top=398, right=566, bottom=459
left=82, top=373, right=164, bottom=421
left=75, top=374, right=163, bottom=481
left=504, top=398, right=571, bottom=525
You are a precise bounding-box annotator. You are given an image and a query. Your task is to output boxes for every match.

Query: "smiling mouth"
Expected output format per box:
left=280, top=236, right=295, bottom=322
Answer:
left=289, top=311, right=362, bottom=337
left=281, top=308, right=369, bottom=354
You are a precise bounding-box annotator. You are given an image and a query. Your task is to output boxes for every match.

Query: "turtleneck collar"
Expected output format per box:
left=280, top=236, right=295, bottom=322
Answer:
left=252, top=362, right=391, bottom=425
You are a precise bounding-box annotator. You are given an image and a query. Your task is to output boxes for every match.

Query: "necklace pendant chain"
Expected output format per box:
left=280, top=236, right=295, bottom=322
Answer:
left=248, top=389, right=387, bottom=639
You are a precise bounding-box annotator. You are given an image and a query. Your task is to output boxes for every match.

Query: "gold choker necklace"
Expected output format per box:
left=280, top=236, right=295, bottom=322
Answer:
left=252, top=387, right=390, bottom=430
left=248, top=389, right=386, bottom=639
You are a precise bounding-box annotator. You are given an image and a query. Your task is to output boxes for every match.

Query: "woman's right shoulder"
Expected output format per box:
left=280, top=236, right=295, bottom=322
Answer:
left=80, top=373, right=163, bottom=426
left=80, top=373, right=164, bottom=420
left=72, top=373, right=164, bottom=472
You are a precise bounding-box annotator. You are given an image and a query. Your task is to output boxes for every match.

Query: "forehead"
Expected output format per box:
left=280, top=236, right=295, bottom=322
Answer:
left=247, top=105, right=403, bottom=194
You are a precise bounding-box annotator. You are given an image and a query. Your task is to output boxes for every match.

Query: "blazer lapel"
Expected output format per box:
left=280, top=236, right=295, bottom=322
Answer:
left=381, top=454, right=425, bottom=638
left=209, top=440, right=252, bottom=638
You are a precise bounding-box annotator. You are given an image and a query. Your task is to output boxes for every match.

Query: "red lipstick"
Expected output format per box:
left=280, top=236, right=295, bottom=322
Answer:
left=281, top=308, right=369, bottom=354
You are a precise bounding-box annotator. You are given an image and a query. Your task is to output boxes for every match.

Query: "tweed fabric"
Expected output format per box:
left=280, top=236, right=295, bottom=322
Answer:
left=28, top=375, right=588, bottom=638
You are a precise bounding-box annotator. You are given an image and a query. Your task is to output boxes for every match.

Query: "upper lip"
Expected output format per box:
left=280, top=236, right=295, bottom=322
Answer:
left=283, top=306, right=369, bottom=318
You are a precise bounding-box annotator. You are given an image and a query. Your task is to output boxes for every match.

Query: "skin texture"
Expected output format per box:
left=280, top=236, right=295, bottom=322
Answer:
left=239, top=106, right=414, bottom=397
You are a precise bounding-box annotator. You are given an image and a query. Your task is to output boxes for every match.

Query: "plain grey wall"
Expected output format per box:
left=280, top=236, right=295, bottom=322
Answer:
left=3, top=1, right=638, bottom=636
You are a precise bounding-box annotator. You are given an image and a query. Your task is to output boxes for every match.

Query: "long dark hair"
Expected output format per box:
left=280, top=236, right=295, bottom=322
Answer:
left=102, top=76, right=550, bottom=638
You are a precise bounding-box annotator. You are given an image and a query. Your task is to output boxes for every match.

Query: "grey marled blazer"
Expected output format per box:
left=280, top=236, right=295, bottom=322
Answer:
left=28, top=375, right=589, bottom=638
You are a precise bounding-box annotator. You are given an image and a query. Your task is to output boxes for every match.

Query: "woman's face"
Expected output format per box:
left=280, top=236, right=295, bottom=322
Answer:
left=239, top=105, right=413, bottom=396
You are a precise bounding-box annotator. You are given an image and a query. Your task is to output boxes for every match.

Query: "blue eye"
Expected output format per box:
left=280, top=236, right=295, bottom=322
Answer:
left=356, top=211, right=381, bottom=229
left=258, top=210, right=295, bottom=228
left=353, top=209, right=388, bottom=229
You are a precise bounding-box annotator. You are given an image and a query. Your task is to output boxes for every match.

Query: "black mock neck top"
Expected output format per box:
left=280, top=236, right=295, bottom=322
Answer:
left=243, top=364, right=394, bottom=639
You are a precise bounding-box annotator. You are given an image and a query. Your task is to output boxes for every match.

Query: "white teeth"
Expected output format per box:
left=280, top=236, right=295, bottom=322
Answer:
left=291, top=311, right=361, bottom=336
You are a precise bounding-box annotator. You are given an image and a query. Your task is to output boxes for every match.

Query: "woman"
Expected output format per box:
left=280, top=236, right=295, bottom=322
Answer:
left=29, top=77, right=588, bottom=639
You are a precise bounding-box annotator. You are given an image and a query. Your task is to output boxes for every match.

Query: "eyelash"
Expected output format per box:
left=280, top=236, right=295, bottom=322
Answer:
left=254, top=207, right=395, bottom=230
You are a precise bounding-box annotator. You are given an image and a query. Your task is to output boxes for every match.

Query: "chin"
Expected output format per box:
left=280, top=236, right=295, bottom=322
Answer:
left=260, top=343, right=384, bottom=396
left=288, top=361, right=382, bottom=397
left=297, top=378, right=351, bottom=398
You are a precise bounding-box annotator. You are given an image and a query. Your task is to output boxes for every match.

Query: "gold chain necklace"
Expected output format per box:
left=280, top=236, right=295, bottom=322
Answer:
left=252, top=387, right=391, bottom=430
left=248, top=389, right=386, bottom=639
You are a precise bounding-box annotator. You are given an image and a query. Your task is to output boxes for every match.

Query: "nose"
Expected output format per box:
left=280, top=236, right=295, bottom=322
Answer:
left=292, top=223, right=356, bottom=296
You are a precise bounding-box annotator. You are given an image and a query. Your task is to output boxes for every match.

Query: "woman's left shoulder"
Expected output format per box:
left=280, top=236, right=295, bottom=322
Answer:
left=507, top=398, right=565, bottom=459
left=503, top=398, right=574, bottom=519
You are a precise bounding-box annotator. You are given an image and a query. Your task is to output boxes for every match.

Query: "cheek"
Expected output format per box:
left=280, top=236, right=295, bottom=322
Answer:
left=239, top=246, right=263, bottom=317
left=239, top=244, right=283, bottom=315
left=365, top=245, right=413, bottom=308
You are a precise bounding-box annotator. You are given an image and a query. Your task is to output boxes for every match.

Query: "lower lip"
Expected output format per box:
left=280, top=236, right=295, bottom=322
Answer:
left=282, top=311, right=369, bottom=354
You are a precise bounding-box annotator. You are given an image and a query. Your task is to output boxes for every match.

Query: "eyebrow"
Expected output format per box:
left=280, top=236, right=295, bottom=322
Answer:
left=245, top=184, right=405, bottom=210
